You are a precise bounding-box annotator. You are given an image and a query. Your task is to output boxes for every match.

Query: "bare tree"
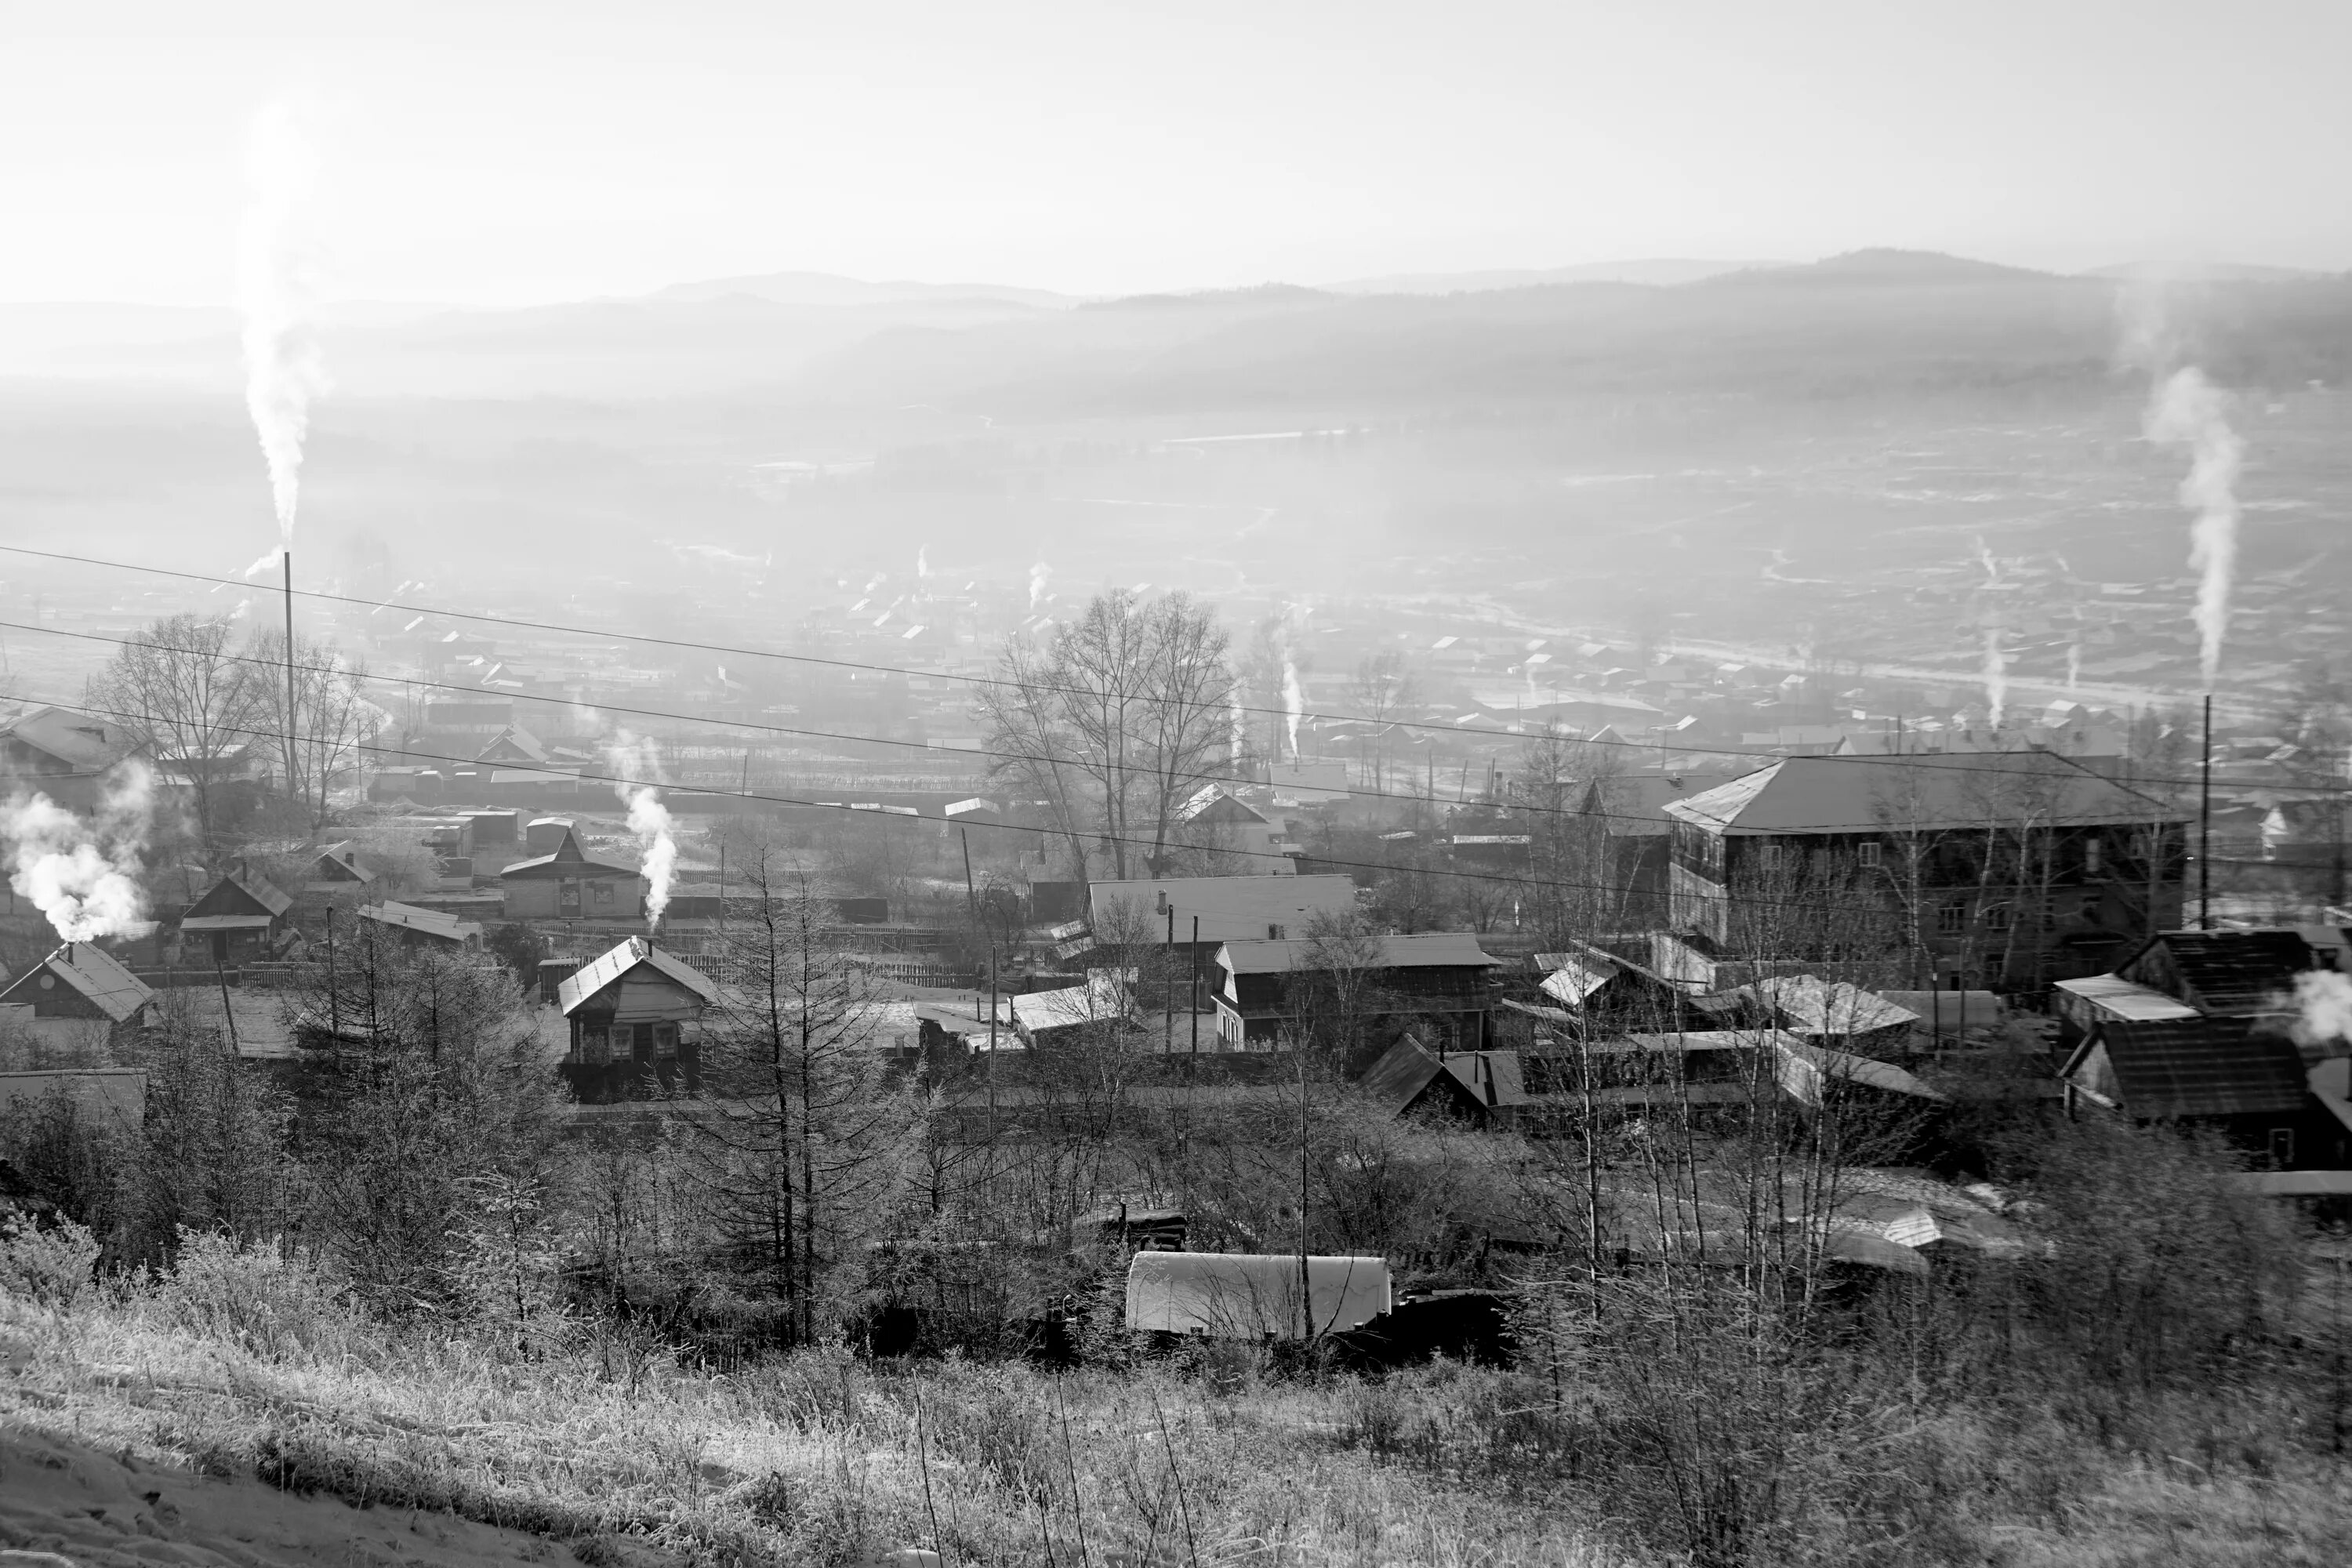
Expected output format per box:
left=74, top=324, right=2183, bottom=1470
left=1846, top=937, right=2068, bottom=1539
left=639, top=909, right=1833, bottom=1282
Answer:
left=245, top=629, right=380, bottom=835
left=978, top=590, right=1234, bottom=881
left=85, top=613, right=260, bottom=853
left=690, top=837, right=920, bottom=1345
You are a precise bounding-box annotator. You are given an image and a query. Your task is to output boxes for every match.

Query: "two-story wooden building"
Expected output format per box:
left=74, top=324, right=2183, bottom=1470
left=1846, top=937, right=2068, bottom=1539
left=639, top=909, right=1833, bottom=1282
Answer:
left=1661, top=754, right=2188, bottom=989
left=1212, top=932, right=1500, bottom=1051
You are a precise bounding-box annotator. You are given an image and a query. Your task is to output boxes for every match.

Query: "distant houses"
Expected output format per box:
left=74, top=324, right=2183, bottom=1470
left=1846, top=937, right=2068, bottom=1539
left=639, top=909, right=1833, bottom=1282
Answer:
left=0, top=703, right=137, bottom=814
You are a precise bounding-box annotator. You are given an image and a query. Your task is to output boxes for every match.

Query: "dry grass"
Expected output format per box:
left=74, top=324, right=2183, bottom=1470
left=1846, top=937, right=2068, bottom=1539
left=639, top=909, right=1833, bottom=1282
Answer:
left=0, top=1236, right=1630, bottom=1568
left=7, top=1233, right=2352, bottom=1567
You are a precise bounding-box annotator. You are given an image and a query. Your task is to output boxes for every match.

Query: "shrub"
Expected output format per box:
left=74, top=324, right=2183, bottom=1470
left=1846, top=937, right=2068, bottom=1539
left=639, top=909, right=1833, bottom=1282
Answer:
left=0, top=1214, right=100, bottom=1309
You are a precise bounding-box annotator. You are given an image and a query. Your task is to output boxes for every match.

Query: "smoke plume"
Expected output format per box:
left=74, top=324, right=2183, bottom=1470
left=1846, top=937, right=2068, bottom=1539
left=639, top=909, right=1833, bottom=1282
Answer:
left=1028, top=561, right=1053, bottom=611
left=2144, top=367, right=2243, bottom=688
left=606, top=732, right=678, bottom=930
left=238, top=101, right=325, bottom=544
left=2066, top=639, right=2082, bottom=692
left=3, top=762, right=158, bottom=943
left=2288, top=969, right=2352, bottom=1051
left=1980, top=629, right=2007, bottom=728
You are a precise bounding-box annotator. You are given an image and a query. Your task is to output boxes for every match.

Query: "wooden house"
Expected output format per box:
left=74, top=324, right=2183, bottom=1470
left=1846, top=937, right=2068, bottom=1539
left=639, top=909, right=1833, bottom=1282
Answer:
left=555, top=937, right=718, bottom=1100
left=498, top=825, right=644, bottom=920
left=1212, top=932, right=1499, bottom=1051
left=0, top=703, right=136, bottom=815
left=2061, top=1014, right=2342, bottom=1167
left=1358, top=1035, right=1526, bottom=1125
left=179, top=870, right=294, bottom=963
left=0, top=942, right=156, bottom=1051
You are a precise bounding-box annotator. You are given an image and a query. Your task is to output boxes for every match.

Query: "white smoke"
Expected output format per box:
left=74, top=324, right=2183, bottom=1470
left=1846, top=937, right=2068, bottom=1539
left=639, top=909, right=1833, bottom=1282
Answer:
left=2288, top=970, right=2352, bottom=1051
left=2066, top=639, right=2082, bottom=692
left=238, top=101, right=326, bottom=545
left=1976, top=541, right=1998, bottom=584
left=2145, top=368, right=2243, bottom=688
left=1980, top=629, right=2007, bottom=728
left=242, top=546, right=283, bottom=580
left=3, top=762, right=158, bottom=943
left=1281, top=658, right=1304, bottom=762
left=1028, top=561, right=1053, bottom=610
left=606, top=732, right=678, bottom=931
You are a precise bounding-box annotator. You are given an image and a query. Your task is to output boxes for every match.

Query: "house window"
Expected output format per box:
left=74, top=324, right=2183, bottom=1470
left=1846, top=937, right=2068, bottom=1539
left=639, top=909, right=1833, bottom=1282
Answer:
left=1983, top=902, right=2013, bottom=931
left=1857, top=841, right=1882, bottom=869
left=592, top=881, right=615, bottom=908
left=652, top=1022, right=679, bottom=1058
left=1935, top=903, right=1965, bottom=937
left=2084, top=836, right=2103, bottom=874
left=2268, top=1127, right=2296, bottom=1169
left=1267, top=924, right=1285, bottom=939
left=579, top=1025, right=612, bottom=1065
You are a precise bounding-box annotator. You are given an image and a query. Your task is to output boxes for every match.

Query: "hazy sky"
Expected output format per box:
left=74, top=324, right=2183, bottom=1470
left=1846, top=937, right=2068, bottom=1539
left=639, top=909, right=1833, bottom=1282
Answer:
left=6, top=0, right=2347, bottom=305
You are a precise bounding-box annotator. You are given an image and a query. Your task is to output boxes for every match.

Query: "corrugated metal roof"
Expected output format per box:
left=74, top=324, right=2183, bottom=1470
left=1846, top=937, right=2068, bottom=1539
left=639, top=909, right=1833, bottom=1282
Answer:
left=1663, top=754, right=2183, bottom=837
left=2051, top=973, right=2200, bottom=1022
left=1, top=942, right=154, bottom=1023
left=557, top=937, right=719, bottom=1014
left=1745, top=975, right=1919, bottom=1036
left=2092, top=1016, right=2307, bottom=1120
left=187, top=873, right=292, bottom=920
left=1218, top=932, right=1498, bottom=976
left=2121, top=929, right=2318, bottom=1015
left=1540, top=956, right=1617, bottom=1007
left=359, top=901, right=482, bottom=944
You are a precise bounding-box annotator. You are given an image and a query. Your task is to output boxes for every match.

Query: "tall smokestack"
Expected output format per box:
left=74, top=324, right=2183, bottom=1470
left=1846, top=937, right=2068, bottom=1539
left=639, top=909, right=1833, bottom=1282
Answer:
left=283, top=549, right=298, bottom=804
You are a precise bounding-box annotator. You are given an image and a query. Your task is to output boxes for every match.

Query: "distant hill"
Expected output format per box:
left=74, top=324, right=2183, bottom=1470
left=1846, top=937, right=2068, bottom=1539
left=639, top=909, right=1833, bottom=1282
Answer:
left=1708, top=249, right=2063, bottom=286
left=648, top=270, right=1074, bottom=310
left=1325, top=258, right=1785, bottom=293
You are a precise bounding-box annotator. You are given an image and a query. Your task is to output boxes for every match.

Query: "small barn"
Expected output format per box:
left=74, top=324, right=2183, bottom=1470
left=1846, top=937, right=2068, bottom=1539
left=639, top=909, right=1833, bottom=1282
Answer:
left=1357, top=1035, right=1526, bottom=1125
left=556, top=937, right=718, bottom=1100
left=179, top=871, right=294, bottom=963
left=2061, top=1014, right=2333, bottom=1166
left=499, top=825, right=644, bottom=920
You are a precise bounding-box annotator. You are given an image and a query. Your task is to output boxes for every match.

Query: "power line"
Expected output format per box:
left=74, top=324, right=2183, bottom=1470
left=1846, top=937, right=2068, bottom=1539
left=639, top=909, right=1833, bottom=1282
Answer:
left=0, top=539, right=2298, bottom=797
left=4, top=617, right=2200, bottom=838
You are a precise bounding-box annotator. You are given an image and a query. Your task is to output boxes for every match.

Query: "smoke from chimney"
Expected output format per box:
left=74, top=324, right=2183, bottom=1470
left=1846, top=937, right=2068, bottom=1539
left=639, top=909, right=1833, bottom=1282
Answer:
left=1028, top=560, right=1053, bottom=611
left=2289, top=969, right=2352, bottom=1051
left=1980, top=628, right=2007, bottom=728
left=238, top=100, right=326, bottom=546
left=607, top=732, right=678, bottom=931
left=2, top=762, right=158, bottom=943
left=2145, top=367, right=2244, bottom=688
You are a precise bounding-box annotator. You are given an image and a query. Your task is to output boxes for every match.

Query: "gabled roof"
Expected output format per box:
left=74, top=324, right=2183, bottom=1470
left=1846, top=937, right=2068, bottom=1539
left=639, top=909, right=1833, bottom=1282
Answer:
left=1580, top=772, right=1742, bottom=836
left=2083, top=1015, right=2307, bottom=1120
left=500, top=827, right=639, bottom=880
left=1662, top=753, right=2183, bottom=837
left=0, top=942, right=154, bottom=1022
left=1218, top=932, right=1499, bottom=976
left=310, top=842, right=376, bottom=884
left=187, top=872, right=293, bottom=921
left=1358, top=1036, right=1527, bottom=1119
left=1088, top=875, right=1358, bottom=944
left=1540, top=953, right=1618, bottom=1007
left=2051, top=973, right=2199, bottom=1023
left=2117, top=929, right=2318, bottom=1015
left=1012, top=971, right=1134, bottom=1035
left=1177, top=786, right=1269, bottom=826
left=0, top=704, right=133, bottom=773
left=557, top=937, right=719, bottom=1014
left=475, top=724, right=548, bottom=764
left=358, top=901, right=481, bottom=945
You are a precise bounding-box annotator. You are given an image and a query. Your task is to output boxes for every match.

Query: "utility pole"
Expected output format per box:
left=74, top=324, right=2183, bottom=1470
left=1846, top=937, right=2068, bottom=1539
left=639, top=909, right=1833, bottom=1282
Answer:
left=282, top=550, right=300, bottom=816
left=2200, top=693, right=2214, bottom=930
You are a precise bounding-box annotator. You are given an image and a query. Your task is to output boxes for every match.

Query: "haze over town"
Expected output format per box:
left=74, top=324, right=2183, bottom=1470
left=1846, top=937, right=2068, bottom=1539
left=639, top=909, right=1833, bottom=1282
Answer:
left=5, top=7, right=2352, bottom=1567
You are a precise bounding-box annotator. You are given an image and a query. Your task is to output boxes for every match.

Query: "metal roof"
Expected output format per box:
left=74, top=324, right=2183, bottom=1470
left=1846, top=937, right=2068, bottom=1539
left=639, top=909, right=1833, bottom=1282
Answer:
left=1539, top=955, right=1617, bottom=1007
left=1744, top=975, right=1920, bottom=1036
left=187, top=873, right=293, bottom=921
left=2051, top=973, right=2199, bottom=1022
left=1662, top=753, right=2183, bottom=837
left=0, top=703, right=132, bottom=772
left=0, top=942, right=154, bottom=1023
left=2092, top=1015, right=2307, bottom=1120
left=1217, top=932, right=1498, bottom=976
left=2118, top=929, right=2319, bottom=1015
left=557, top=937, right=720, bottom=1014
left=500, top=828, right=641, bottom=880
left=1358, top=1036, right=1526, bottom=1117
left=358, top=901, right=483, bottom=944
